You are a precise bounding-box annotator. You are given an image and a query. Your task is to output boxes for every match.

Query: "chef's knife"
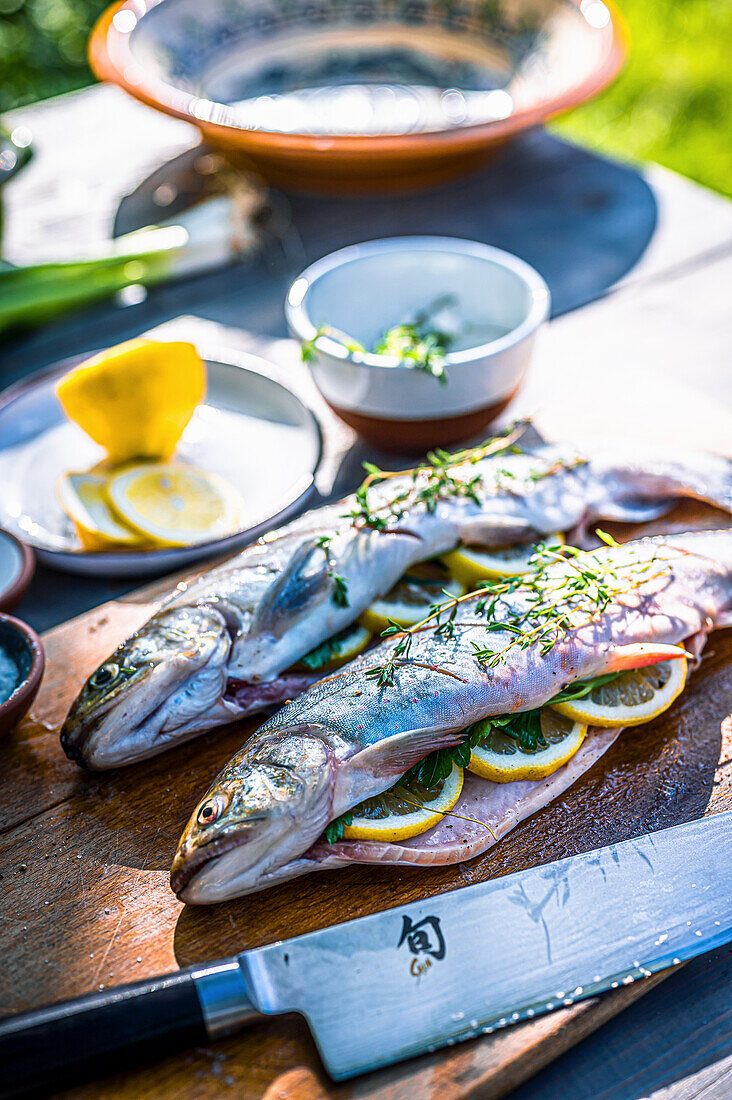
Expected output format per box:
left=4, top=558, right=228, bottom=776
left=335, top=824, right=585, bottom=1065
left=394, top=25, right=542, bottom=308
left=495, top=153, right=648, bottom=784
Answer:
left=2, top=812, right=731, bottom=1099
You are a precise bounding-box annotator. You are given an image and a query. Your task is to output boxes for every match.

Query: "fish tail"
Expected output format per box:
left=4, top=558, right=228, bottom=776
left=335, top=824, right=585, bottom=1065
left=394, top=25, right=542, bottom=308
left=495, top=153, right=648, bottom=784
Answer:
left=595, top=448, right=732, bottom=519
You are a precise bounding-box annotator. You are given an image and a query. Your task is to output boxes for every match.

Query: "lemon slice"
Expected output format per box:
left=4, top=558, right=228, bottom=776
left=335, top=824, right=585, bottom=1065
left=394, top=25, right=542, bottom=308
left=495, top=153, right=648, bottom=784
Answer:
left=56, top=338, right=205, bottom=463
left=468, top=710, right=587, bottom=783
left=359, top=561, right=465, bottom=633
left=106, top=463, right=243, bottom=547
left=57, top=472, right=144, bottom=551
left=342, top=763, right=464, bottom=841
left=297, top=623, right=372, bottom=672
left=550, top=659, right=688, bottom=728
left=442, top=532, right=565, bottom=587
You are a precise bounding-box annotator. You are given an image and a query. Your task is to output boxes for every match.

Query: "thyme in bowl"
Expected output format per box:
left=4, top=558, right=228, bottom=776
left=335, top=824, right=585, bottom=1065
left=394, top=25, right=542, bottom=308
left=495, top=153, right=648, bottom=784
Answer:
left=300, top=296, right=459, bottom=383
left=372, top=323, right=451, bottom=384
left=301, top=323, right=365, bottom=364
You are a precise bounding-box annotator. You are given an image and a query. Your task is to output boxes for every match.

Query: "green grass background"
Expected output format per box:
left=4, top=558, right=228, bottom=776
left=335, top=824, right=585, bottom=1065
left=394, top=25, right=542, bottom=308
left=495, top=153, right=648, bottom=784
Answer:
left=1, top=0, right=730, bottom=196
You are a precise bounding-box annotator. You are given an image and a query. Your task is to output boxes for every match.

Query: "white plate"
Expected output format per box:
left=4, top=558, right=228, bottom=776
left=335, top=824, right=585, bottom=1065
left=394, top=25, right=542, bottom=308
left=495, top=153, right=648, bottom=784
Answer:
left=0, top=352, right=322, bottom=577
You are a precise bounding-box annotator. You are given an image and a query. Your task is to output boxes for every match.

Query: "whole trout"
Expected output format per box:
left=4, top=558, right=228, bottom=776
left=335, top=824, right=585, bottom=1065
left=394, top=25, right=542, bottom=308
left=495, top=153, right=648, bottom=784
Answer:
left=171, top=530, right=732, bottom=903
left=61, top=433, right=732, bottom=769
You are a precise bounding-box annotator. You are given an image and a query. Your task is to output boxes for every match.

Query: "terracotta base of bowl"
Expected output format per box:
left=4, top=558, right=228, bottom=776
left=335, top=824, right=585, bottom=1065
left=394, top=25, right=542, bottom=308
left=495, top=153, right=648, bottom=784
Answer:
left=211, top=138, right=507, bottom=195
left=327, top=389, right=519, bottom=453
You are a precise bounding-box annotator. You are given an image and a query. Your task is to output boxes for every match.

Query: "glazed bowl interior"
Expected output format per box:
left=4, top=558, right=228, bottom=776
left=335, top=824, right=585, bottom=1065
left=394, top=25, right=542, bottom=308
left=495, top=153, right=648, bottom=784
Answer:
left=289, top=239, right=546, bottom=361
left=99, top=0, right=622, bottom=140
left=0, top=618, right=32, bottom=685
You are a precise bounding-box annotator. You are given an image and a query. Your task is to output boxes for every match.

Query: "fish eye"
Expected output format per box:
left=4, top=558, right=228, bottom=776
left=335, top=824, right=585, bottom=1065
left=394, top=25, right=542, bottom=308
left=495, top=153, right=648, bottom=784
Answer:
left=90, top=663, right=119, bottom=689
left=197, top=794, right=227, bottom=827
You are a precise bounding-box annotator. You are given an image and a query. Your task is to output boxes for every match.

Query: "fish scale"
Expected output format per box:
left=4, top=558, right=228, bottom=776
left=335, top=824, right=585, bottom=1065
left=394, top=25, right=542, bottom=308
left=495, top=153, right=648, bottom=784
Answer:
left=170, top=530, right=732, bottom=902
left=60, top=433, right=732, bottom=769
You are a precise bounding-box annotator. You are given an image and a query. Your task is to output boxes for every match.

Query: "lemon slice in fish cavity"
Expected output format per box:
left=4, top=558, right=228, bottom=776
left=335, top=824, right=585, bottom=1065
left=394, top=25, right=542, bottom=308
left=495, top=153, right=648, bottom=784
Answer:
left=58, top=472, right=143, bottom=550
left=468, top=710, right=588, bottom=783
left=342, top=763, right=464, bottom=841
left=359, top=561, right=465, bottom=633
left=106, top=463, right=243, bottom=547
left=550, top=659, right=688, bottom=728
left=442, top=532, right=565, bottom=587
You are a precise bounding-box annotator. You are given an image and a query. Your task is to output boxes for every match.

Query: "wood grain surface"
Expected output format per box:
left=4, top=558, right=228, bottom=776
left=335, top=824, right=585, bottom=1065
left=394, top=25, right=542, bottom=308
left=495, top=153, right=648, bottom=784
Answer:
left=2, top=83, right=731, bottom=1100
left=1, top=502, right=730, bottom=1100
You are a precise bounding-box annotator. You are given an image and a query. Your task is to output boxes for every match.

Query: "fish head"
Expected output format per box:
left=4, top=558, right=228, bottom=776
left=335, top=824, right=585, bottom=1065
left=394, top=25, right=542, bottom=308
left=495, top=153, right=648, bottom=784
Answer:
left=171, top=728, right=335, bottom=903
left=61, top=604, right=234, bottom=769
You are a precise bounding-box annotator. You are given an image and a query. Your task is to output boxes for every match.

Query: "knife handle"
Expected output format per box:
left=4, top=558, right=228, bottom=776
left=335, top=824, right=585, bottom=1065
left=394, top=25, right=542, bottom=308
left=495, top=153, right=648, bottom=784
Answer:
left=0, top=960, right=259, bottom=1099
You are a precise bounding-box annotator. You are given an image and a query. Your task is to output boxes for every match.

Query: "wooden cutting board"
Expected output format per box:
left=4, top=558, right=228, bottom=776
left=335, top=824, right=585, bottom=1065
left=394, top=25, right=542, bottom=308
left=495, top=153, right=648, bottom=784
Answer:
left=1, top=500, right=730, bottom=1100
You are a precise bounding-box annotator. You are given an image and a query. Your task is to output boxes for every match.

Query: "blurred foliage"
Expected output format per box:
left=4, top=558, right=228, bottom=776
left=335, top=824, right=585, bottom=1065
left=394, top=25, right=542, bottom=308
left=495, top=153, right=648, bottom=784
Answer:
left=553, top=0, right=732, bottom=197
left=0, top=0, right=107, bottom=108
left=0, top=0, right=730, bottom=196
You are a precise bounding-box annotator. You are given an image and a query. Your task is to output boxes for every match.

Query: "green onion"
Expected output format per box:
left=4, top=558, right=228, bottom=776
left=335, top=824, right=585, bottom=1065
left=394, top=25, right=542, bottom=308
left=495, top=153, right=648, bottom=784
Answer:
left=0, top=193, right=256, bottom=336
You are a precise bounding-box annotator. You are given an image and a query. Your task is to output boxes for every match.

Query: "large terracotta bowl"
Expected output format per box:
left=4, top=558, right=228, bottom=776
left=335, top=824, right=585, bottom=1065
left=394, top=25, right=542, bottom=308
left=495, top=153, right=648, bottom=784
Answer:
left=89, top=0, right=625, bottom=193
left=286, top=236, right=549, bottom=451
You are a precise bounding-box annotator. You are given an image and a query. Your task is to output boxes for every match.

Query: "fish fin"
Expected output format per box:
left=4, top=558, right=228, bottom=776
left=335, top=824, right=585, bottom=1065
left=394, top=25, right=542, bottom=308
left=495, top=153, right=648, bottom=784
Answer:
left=601, top=642, right=690, bottom=673
left=248, top=539, right=330, bottom=640
left=682, top=629, right=710, bottom=669
left=592, top=447, right=732, bottom=516
left=353, top=727, right=467, bottom=780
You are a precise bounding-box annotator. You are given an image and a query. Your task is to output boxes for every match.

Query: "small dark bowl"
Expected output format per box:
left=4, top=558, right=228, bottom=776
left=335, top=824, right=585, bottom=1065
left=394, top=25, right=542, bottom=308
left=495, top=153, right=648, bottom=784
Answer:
left=0, top=614, right=45, bottom=738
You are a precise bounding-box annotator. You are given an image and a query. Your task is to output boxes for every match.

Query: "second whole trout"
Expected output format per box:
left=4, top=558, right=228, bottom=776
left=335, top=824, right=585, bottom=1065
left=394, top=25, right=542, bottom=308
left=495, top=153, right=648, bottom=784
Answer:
left=171, top=530, right=732, bottom=902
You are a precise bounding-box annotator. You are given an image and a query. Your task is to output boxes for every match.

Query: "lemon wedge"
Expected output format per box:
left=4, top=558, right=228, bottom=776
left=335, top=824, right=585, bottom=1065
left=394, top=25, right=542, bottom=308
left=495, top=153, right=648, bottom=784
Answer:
left=58, top=472, right=144, bottom=551
left=442, top=532, right=565, bottom=587
left=56, top=338, right=205, bottom=463
left=550, top=659, right=688, bottom=728
left=468, top=710, right=587, bottom=783
left=106, top=463, right=243, bottom=547
left=342, top=763, right=464, bottom=841
left=297, top=623, right=372, bottom=673
left=359, top=561, right=465, bottom=633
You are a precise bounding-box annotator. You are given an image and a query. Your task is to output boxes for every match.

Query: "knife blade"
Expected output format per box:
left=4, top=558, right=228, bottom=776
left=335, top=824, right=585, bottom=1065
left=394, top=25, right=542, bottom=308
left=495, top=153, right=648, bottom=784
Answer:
left=2, top=812, right=731, bottom=1097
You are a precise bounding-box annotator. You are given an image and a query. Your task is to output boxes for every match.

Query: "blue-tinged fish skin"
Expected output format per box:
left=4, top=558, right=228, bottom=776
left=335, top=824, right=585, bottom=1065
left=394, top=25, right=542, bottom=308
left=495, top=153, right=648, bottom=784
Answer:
left=170, top=530, right=732, bottom=902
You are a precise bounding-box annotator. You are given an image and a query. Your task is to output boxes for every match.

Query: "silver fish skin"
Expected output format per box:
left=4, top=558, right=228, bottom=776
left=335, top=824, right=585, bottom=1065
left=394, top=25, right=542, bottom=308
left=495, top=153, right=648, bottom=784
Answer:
left=62, top=435, right=732, bottom=769
left=170, top=530, right=732, bottom=903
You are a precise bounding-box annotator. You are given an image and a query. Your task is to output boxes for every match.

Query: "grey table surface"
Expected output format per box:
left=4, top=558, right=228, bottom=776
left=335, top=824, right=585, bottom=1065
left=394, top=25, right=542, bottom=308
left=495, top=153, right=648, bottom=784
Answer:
left=2, top=85, right=731, bottom=1100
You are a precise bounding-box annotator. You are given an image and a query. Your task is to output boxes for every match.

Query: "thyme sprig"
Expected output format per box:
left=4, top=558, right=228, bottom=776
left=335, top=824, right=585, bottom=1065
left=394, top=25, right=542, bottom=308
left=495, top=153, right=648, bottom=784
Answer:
left=364, top=529, right=663, bottom=687
left=316, top=534, right=350, bottom=608
left=301, top=296, right=458, bottom=382
left=301, top=323, right=365, bottom=363
left=373, top=322, right=450, bottom=384
left=342, top=425, right=527, bottom=535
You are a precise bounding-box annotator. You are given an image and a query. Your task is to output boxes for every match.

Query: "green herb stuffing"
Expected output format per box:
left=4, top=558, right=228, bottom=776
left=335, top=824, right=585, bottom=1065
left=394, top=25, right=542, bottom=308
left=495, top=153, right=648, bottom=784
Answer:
left=324, top=812, right=353, bottom=844
left=298, top=626, right=360, bottom=670
left=322, top=674, right=630, bottom=843
left=551, top=672, right=622, bottom=703
left=323, top=709, right=554, bottom=842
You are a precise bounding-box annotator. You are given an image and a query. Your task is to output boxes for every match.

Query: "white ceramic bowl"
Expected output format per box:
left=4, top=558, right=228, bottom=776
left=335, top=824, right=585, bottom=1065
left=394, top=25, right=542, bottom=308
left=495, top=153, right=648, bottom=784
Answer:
left=286, top=237, right=549, bottom=451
